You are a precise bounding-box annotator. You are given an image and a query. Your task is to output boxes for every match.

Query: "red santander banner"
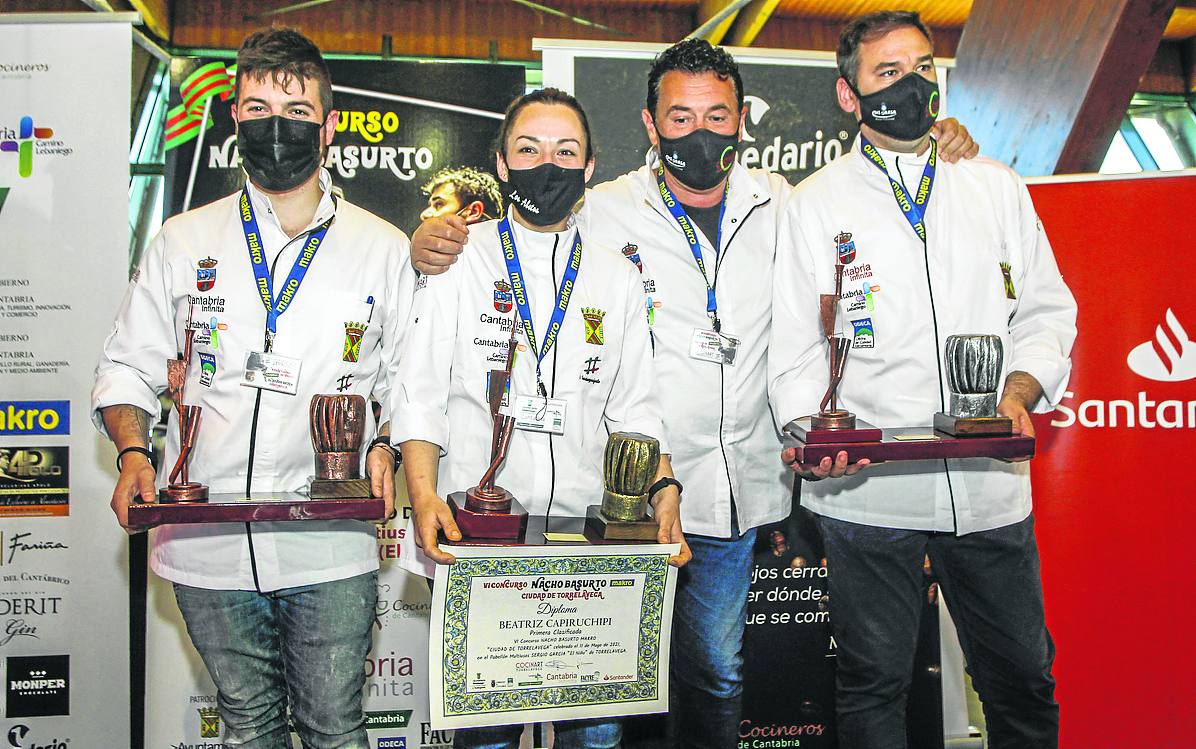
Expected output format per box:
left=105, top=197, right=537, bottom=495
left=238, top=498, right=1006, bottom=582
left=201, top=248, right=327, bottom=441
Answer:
left=1028, top=172, right=1196, bottom=749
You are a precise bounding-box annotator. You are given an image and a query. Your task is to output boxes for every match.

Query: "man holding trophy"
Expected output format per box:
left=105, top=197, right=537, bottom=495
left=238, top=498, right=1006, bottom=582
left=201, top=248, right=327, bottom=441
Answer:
left=92, top=29, right=412, bottom=748
left=768, top=12, right=1076, bottom=749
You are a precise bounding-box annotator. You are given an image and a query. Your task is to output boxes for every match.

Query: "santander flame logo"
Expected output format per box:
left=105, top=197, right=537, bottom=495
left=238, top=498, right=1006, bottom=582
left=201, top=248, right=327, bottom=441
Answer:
left=1126, top=308, right=1196, bottom=382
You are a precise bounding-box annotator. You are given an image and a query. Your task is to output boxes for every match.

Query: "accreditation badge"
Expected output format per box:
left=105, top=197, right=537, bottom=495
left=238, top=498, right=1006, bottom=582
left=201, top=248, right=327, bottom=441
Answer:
left=240, top=350, right=302, bottom=395
left=503, top=394, right=567, bottom=435
left=689, top=328, right=740, bottom=366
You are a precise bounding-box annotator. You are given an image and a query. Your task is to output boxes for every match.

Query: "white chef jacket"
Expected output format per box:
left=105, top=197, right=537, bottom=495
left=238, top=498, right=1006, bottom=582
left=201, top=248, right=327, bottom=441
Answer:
left=392, top=215, right=667, bottom=575
left=768, top=139, right=1077, bottom=534
left=92, top=170, right=414, bottom=591
left=581, top=150, right=794, bottom=537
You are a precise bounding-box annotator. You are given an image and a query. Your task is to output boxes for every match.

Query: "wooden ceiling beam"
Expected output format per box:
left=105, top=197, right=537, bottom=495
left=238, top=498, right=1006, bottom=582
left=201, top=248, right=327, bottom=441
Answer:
left=726, top=0, right=781, bottom=46
left=948, top=0, right=1177, bottom=176
left=696, top=0, right=741, bottom=45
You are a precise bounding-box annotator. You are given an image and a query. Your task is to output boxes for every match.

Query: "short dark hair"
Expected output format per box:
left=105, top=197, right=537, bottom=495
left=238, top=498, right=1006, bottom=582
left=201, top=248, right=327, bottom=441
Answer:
left=837, top=11, right=934, bottom=91
left=236, top=29, right=333, bottom=117
left=495, top=88, right=595, bottom=163
left=422, top=166, right=504, bottom=219
left=646, top=38, right=744, bottom=119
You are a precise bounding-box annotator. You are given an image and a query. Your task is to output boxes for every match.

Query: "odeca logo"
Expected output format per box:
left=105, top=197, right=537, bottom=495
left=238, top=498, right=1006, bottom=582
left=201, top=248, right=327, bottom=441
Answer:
left=6, top=724, right=68, bottom=749
left=1126, top=308, right=1196, bottom=382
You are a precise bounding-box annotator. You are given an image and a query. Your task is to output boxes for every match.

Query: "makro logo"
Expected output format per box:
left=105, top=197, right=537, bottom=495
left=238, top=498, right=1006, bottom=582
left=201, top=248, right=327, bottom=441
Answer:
left=0, top=117, right=54, bottom=178
left=1126, top=308, right=1196, bottom=382
left=336, top=110, right=400, bottom=143
left=0, top=401, right=69, bottom=436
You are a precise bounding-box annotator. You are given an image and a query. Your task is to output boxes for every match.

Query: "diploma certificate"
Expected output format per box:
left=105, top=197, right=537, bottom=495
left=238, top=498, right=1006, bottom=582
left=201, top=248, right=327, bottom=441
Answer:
left=429, top=543, right=679, bottom=729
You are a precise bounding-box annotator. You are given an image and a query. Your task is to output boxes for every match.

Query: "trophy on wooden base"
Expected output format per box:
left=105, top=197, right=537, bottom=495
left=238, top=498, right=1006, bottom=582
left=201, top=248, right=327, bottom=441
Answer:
left=785, top=237, right=882, bottom=448
left=586, top=432, right=661, bottom=541
left=159, top=302, right=209, bottom=504
left=308, top=394, right=372, bottom=498
left=448, top=327, right=528, bottom=539
left=933, top=335, right=1014, bottom=437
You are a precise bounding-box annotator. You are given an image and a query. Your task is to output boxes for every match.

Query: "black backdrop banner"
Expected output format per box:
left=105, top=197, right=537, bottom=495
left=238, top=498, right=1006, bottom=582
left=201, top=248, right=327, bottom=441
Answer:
left=165, top=58, right=525, bottom=234
left=572, top=56, right=859, bottom=186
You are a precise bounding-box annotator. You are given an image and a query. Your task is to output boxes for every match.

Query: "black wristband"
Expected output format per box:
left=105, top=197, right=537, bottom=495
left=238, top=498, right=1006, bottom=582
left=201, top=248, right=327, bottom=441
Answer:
left=647, top=477, right=683, bottom=504
left=116, top=446, right=152, bottom=472
left=368, top=436, right=399, bottom=465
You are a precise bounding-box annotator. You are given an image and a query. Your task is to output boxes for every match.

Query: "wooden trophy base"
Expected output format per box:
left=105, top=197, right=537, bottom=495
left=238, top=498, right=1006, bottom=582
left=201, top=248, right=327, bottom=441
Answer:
left=932, top=413, right=1013, bottom=437
left=308, top=477, right=372, bottom=499
left=448, top=491, right=529, bottom=541
left=783, top=419, right=1035, bottom=464
left=158, top=483, right=209, bottom=503
left=787, top=415, right=883, bottom=445
left=584, top=505, right=658, bottom=541
left=129, top=491, right=385, bottom=528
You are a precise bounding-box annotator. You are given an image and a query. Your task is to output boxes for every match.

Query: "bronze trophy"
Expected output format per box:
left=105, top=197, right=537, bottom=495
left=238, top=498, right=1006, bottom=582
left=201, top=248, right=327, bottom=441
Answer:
left=159, top=302, right=209, bottom=503
left=786, top=241, right=881, bottom=446
left=308, top=394, right=372, bottom=498
left=933, top=335, right=1014, bottom=437
left=585, top=432, right=661, bottom=541
left=447, top=326, right=528, bottom=539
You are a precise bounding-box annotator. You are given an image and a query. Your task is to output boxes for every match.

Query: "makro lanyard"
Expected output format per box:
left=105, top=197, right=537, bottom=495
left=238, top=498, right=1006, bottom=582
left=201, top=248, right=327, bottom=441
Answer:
left=239, top=189, right=333, bottom=349
left=652, top=162, right=728, bottom=332
left=859, top=135, right=937, bottom=243
left=498, top=216, right=583, bottom=396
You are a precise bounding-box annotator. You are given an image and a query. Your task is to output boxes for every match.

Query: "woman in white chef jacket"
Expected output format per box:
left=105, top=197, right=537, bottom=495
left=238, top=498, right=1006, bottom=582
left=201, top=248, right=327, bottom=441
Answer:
left=392, top=89, right=690, bottom=749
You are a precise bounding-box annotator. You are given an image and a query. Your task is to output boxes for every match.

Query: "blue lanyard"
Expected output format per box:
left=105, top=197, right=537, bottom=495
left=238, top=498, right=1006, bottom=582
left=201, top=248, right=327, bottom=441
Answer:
left=239, top=189, right=332, bottom=349
left=652, top=162, right=727, bottom=331
left=859, top=135, right=937, bottom=243
left=498, top=216, right=583, bottom=396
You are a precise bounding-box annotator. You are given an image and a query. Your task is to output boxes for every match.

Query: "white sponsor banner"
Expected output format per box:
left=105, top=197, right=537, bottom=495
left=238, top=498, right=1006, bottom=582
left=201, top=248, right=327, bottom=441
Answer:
left=0, top=15, right=132, bottom=747
left=144, top=503, right=442, bottom=749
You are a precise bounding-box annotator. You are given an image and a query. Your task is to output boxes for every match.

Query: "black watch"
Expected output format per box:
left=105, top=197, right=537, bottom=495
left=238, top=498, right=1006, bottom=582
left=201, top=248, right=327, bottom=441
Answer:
left=646, top=477, right=683, bottom=504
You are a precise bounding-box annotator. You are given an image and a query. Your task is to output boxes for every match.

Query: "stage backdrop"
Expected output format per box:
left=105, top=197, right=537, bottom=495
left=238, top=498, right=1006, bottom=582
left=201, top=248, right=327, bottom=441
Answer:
left=536, top=38, right=950, bottom=186
left=1027, top=170, right=1196, bottom=749
left=144, top=58, right=523, bottom=749
left=0, top=13, right=133, bottom=748
left=164, top=57, right=525, bottom=234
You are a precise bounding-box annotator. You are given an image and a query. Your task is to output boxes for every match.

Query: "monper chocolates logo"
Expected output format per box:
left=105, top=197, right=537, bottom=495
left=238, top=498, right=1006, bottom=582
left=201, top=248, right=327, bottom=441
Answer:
left=5, top=654, right=69, bottom=717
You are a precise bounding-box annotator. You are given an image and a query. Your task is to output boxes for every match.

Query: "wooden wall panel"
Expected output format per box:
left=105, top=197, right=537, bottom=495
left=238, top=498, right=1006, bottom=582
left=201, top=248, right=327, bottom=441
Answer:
left=172, top=0, right=696, bottom=59
left=950, top=0, right=1176, bottom=175
left=752, top=16, right=960, bottom=55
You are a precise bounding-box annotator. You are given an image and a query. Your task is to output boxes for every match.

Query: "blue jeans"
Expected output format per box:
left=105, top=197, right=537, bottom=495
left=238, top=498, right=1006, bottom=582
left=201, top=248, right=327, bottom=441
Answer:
left=670, top=528, right=757, bottom=749
left=817, top=515, right=1058, bottom=749
left=173, top=571, right=378, bottom=749
left=454, top=719, right=621, bottom=749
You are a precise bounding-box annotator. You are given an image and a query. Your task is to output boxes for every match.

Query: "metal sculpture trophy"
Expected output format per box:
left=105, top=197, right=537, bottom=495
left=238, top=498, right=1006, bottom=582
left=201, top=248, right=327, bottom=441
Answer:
left=447, top=325, right=529, bottom=539
left=586, top=432, right=661, bottom=540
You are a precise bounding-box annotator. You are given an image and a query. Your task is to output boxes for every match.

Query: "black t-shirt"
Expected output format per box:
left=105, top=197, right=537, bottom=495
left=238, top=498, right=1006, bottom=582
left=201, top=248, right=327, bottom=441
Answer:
left=680, top=202, right=723, bottom=254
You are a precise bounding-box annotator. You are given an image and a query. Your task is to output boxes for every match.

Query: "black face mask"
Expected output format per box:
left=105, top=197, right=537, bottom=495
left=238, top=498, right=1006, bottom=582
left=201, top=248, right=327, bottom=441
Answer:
left=503, top=162, right=586, bottom=227
left=855, top=72, right=940, bottom=142
left=656, top=127, right=739, bottom=191
left=237, top=115, right=323, bottom=192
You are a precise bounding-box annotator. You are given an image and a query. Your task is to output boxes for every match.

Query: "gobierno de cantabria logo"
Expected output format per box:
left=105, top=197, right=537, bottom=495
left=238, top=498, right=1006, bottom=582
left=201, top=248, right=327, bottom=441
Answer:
left=1126, top=307, right=1196, bottom=382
